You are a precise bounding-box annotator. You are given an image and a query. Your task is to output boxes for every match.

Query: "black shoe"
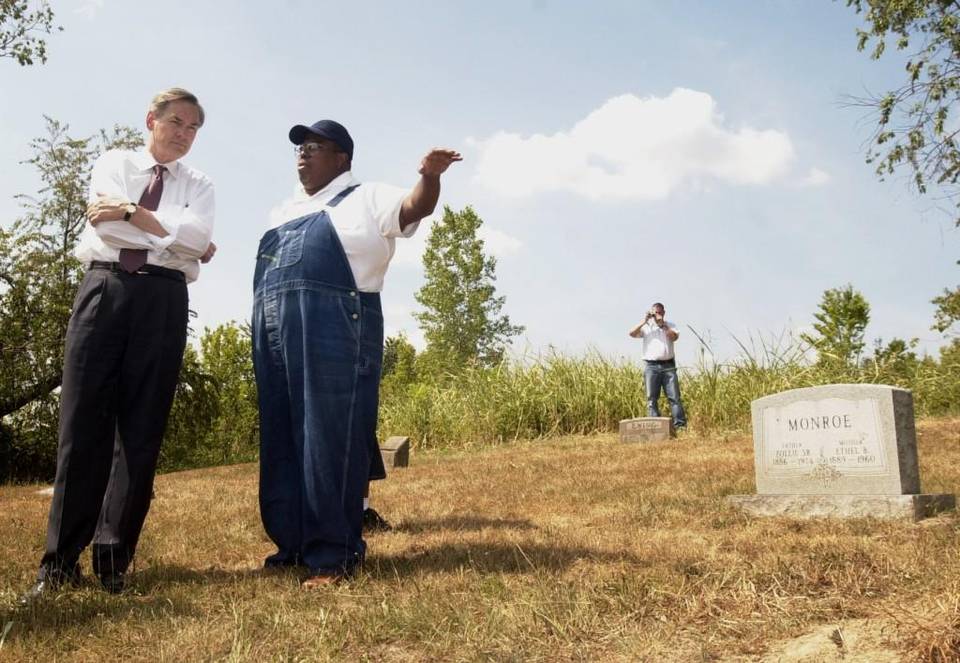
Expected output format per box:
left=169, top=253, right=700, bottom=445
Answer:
left=264, top=551, right=304, bottom=569
left=98, top=571, right=125, bottom=594
left=362, top=507, right=392, bottom=532
left=17, top=578, right=57, bottom=607
left=17, top=563, right=81, bottom=607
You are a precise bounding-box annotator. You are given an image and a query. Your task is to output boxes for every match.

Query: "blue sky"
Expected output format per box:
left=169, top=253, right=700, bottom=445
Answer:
left=1, top=0, right=956, bottom=366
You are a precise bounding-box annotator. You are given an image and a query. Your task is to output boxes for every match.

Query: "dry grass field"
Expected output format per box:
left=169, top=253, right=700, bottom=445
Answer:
left=1, top=419, right=959, bottom=662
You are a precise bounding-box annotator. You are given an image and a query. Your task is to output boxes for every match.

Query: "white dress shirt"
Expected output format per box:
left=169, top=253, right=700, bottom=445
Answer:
left=268, top=171, right=415, bottom=292
left=74, top=148, right=215, bottom=283
left=639, top=320, right=678, bottom=361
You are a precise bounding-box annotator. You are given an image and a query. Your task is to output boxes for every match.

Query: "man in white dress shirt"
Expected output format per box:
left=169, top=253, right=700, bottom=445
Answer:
left=21, top=88, right=216, bottom=603
left=629, top=302, right=688, bottom=429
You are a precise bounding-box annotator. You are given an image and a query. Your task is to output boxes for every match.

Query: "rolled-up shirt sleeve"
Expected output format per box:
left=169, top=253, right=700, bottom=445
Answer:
left=90, top=151, right=155, bottom=250
left=149, top=177, right=215, bottom=258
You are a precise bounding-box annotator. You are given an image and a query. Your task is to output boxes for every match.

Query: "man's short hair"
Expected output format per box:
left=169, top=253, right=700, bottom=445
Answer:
left=150, top=88, right=205, bottom=126
left=652, top=302, right=665, bottom=310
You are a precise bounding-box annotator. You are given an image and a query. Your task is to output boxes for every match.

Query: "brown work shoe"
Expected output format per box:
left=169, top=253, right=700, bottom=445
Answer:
left=301, top=572, right=343, bottom=590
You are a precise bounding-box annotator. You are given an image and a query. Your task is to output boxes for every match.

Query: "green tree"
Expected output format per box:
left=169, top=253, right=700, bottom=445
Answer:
left=801, top=285, right=871, bottom=367
left=159, top=323, right=260, bottom=471
left=846, top=0, right=960, bottom=222
left=846, top=1, right=960, bottom=340
left=931, top=285, right=959, bottom=334
left=199, top=322, right=258, bottom=464
left=1, top=0, right=60, bottom=65
left=0, top=118, right=142, bottom=419
left=0, top=118, right=141, bottom=481
left=868, top=336, right=919, bottom=383
left=414, top=205, right=523, bottom=370
left=158, top=342, right=221, bottom=472
left=923, top=337, right=960, bottom=413
left=383, top=332, right=417, bottom=382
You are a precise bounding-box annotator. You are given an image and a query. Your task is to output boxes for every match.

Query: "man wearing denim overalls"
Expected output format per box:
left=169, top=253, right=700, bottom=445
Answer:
left=253, top=119, right=460, bottom=587
left=629, top=302, right=688, bottom=430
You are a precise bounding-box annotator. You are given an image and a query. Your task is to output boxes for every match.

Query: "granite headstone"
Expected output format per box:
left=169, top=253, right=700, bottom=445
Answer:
left=727, top=384, right=955, bottom=520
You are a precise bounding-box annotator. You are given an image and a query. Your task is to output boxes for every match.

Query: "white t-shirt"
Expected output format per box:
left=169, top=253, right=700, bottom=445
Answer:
left=639, top=320, right=678, bottom=361
left=268, top=172, right=416, bottom=292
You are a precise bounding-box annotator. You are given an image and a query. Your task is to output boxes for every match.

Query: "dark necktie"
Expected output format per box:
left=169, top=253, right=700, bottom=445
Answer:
left=119, top=164, right=167, bottom=273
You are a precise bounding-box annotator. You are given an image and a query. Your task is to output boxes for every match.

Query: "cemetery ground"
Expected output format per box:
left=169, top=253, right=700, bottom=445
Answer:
left=0, top=419, right=959, bottom=662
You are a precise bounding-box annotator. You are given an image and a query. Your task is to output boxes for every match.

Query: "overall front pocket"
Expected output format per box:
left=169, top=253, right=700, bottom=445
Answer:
left=277, top=229, right=305, bottom=268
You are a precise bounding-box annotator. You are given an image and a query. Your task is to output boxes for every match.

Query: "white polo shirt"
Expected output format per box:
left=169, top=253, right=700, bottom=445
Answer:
left=639, top=320, right=678, bottom=361
left=268, top=172, right=415, bottom=292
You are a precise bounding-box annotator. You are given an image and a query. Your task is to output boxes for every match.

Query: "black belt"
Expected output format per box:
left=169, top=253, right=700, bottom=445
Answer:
left=89, top=261, right=185, bottom=282
left=645, top=358, right=676, bottom=366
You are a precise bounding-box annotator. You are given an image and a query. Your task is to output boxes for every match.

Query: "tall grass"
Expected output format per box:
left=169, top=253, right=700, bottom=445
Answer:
left=379, top=336, right=960, bottom=451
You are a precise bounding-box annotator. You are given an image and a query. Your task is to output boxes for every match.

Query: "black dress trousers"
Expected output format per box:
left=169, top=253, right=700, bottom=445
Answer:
left=40, top=265, right=187, bottom=579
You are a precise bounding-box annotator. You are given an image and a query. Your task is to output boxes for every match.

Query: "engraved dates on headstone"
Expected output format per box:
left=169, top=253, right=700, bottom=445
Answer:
left=762, top=400, right=885, bottom=480
left=751, top=385, right=919, bottom=496
left=728, top=384, right=955, bottom=520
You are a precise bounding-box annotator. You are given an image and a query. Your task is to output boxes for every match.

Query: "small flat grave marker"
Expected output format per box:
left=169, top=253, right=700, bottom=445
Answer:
left=380, top=436, right=410, bottom=468
left=619, top=417, right=673, bottom=443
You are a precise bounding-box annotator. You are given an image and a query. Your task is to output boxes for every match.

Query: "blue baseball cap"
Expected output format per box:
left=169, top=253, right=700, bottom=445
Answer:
left=288, top=119, right=354, bottom=159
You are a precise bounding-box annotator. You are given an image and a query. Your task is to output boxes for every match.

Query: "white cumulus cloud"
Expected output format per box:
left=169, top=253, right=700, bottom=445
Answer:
left=388, top=224, right=521, bottom=267
left=478, top=226, right=523, bottom=257
left=470, top=88, right=796, bottom=201
left=797, top=167, right=830, bottom=188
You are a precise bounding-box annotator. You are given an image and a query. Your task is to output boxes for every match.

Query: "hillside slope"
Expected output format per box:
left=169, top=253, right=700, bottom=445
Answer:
left=1, top=420, right=959, bottom=661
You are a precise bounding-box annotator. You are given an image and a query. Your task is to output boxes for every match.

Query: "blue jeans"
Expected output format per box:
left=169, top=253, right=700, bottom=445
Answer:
left=644, top=359, right=687, bottom=428
left=252, top=198, right=383, bottom=576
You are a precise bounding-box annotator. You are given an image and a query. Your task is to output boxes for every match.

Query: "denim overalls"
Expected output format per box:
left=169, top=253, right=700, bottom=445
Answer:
left=252, top=185, right=384, bottom=574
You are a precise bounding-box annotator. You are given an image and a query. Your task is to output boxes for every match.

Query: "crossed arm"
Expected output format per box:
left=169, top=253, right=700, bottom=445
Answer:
left=87, top=195, right=217, bottom=264
left=84, top=157, right=217, bottom=264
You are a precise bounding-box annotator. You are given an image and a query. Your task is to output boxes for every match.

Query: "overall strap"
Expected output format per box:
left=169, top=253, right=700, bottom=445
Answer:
left=326, top=184, right=361, bottom=208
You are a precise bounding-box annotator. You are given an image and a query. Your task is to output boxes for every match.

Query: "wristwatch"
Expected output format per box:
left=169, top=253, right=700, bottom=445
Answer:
left=123, top=203, right=137, bottom=222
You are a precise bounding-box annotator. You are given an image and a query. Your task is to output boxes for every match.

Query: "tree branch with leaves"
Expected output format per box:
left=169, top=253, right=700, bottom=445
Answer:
left=0, top=118, right=142, bottom=420
left=0, top=0, right=60, bottom=66
left=845, top=0, right=960, bottom=340
left=846, top=0, right=960, bottom=217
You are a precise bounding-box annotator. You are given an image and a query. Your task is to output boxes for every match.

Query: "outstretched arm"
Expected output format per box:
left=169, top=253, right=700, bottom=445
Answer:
left=399, top=149, right=462, bottom=230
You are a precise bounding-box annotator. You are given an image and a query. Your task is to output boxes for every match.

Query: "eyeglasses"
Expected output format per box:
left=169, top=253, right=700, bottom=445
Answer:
left=294, top=142, right=341, bottom=157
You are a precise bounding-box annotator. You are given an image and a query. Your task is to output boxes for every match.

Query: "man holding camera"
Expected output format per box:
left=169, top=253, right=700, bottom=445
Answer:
left=629, top=302, right=687, bottom=430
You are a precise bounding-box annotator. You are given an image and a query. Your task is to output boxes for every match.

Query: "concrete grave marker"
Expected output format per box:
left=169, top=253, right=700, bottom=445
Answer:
left=380, top=436, right=410, bottom=468
left=619, top=417, right=673, bottom=443
left=727, top=384, right=955, bottom=520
